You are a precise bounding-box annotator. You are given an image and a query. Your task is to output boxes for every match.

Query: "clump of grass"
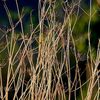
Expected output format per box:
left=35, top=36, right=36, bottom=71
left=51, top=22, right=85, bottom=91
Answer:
left=0, top=0, right=99, bottom=100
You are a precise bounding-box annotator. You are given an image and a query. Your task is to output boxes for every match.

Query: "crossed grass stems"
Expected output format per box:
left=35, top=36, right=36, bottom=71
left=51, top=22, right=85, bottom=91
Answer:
left=0, top=0, right=100, bottom=100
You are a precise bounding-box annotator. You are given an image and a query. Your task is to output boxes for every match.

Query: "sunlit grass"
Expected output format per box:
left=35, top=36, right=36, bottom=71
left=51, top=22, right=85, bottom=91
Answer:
left=0, top=0, right=99, bottom=100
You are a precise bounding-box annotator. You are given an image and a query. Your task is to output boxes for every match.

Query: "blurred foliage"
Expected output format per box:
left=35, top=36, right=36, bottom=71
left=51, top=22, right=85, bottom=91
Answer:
left=71, top=1, right=100, bottom=59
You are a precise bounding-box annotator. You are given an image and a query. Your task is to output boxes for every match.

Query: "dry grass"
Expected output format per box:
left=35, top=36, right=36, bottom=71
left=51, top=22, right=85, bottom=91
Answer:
left=0, top=0, right=99, bottom=100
